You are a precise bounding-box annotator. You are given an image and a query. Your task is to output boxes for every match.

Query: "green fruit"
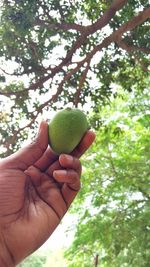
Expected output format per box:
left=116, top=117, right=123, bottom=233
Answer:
left=48, top=108, right=88, bottom=155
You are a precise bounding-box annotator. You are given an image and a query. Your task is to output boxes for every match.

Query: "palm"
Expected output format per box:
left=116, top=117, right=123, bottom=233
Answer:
left=0, top=121, right=95, bottom=265
left=0, top=166, right=63, bottom=262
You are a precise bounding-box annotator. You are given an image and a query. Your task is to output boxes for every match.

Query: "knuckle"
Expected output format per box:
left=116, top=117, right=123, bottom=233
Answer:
left=73, top=157, right=81, bottom=168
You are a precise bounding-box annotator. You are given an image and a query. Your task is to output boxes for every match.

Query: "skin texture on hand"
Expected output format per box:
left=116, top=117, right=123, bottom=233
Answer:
left=0, top=121, right=95, bottom=266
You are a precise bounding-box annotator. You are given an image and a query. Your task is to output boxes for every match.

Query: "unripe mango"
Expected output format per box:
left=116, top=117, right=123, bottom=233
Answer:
left=48, top=108, right=88, bottom=154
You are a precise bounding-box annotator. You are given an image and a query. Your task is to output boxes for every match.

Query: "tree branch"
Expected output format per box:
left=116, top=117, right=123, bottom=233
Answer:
left=45, top=0, right=128, bottom=75
left=34, top=18, right=85, bottom=33
left=113, top=7, right=150, bottom=42
left=82, top=6, right=150, bottom=65
left=3, top=114, right=38, bottom=154
left=0, top=73, right=52, bottom=96
left=116, top=39, right=150, bottom=71
left=47, top=3, right=150, bottom=82
left=33, top=59, right=87, bottom=112
left=117, top=39, right=150, bottom=54
left=74, top=61, right=91, bottom=107
left=1, top=7, right=149, bottom=98
left=87, top=0, right=128, bottom=33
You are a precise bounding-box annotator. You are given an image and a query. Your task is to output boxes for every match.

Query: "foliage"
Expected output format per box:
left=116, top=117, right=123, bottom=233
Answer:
left=44, top=249, right=67, bottom=267
left=18, top=251, right=46, bottom=267
left=0, top=0, right=150, bottom=155
left=65, top=88, right=150, bottom=267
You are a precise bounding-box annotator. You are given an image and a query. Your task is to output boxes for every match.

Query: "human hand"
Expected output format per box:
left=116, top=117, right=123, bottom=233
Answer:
left=0, top=121, right=95, bottom=266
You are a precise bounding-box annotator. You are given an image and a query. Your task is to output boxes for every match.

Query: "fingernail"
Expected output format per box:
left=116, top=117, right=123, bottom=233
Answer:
left=36, top=122, right=43, bottom=137
left=53, top=170, right=67, bottom=178
left=37, top=120, right=46, bottom=137
left=60, top=154, right=73, bottom=164
left=39, top=120, right=45, bottom=130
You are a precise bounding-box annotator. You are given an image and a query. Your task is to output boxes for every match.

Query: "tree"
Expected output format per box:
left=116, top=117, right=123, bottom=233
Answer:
left=65, top=87, right=150, bottom=267
left=17, top=251, right=46, bottom=267
left=0, top=0, right=150, bottom=155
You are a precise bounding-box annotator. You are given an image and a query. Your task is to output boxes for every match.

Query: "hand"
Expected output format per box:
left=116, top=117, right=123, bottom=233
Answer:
left=0, top=121, right=95, bottom=266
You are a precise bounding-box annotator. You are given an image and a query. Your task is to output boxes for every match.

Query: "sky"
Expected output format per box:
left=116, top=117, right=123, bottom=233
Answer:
left=40, top=213, right=78, bottom=252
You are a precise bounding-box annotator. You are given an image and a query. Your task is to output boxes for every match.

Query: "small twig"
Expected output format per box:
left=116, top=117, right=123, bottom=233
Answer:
left=74, top=60, right=91, bottom=107
left=34, top=18, right=85, bottom=33
left=0, top=66, right=15, bottom=76
left=3, top=114, right=38, bottom=152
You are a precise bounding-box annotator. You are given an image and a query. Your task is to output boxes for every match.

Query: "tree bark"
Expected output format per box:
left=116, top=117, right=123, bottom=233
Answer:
left=94, top=254, right=99, bottom=267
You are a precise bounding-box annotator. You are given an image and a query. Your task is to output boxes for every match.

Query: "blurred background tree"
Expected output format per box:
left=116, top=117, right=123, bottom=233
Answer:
left=0, top=0, right=149, bottom=155
left=65, top=86, right=150, bottom=267
left=17, top=251, right=46, bottom=267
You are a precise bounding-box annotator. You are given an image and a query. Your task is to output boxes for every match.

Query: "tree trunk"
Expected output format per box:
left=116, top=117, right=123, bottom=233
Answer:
left=94, top=254, right=99, bottom=267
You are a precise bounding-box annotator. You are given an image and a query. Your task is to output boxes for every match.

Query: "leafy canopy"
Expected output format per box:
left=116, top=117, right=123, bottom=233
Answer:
left=0, top=0, right=150, bottom=155
left=65, top=87, right=150, bottom=267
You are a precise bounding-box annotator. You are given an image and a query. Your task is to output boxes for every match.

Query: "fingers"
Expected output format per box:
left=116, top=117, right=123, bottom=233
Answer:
left=38, top=129, right=95, bottom=173
left=53, top=169, right=80, bottom=207
left=25, top=154, right=82, bottom=212
left=58, top=155, right=81, bottom=192
left=24, top=165, right=49, bottom=187
left=25, top=166, right=67, bottom=220
left=71, top=130, right=96, bottom=158
left=3, top=121, right=49, bottom=170
left=34, top=146, right=58, bottom=171
left=35, top=129, right=95, bottom=173
left=53, top=155, right=81, bottom=207
left=53, top=169, right=80, bottom=191
left=46, top=153, right=81, bottom=176
left=59, top=154, right=82, bottom=174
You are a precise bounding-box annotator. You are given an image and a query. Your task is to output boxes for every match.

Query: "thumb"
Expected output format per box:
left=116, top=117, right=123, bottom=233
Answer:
left=5, top=121, right=49, bottom=170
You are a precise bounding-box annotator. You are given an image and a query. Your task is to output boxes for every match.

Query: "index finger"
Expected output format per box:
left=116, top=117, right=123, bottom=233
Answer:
left=71, top=130, right=96, bottom=158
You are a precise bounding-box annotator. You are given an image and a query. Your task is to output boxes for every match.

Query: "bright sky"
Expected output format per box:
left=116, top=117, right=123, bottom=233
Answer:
left=40, top=213, right=78, bottom=252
